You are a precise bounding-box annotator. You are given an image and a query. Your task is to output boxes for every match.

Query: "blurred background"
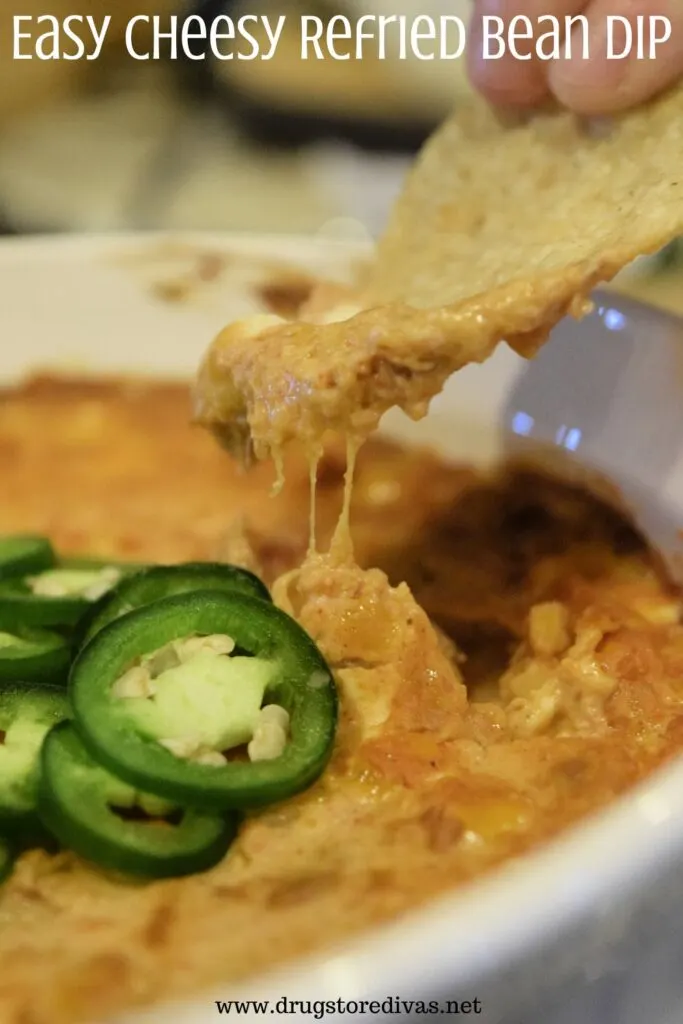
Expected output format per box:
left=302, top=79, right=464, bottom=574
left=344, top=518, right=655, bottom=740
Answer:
left=0, top=0, right=680, bottom=311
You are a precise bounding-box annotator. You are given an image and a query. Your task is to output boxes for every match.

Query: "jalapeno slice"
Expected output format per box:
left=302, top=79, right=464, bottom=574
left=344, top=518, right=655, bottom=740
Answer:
left=0, top=536, right=55, bottom=581
left=81, top=562, right=271, bottom=647
left=0, top=558, right=137, bottom=630
left=0, top=683, right=69, bottom=826
left=0, top=628, right=71, bottom=684
left=71, top=591, right=337, bottom=811
left=40, top=723, right=236, bottom=878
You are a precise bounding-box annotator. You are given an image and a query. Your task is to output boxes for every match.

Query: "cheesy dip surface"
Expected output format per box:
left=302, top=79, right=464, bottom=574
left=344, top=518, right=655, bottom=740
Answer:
left=0, top=376, right=682, bottom=1023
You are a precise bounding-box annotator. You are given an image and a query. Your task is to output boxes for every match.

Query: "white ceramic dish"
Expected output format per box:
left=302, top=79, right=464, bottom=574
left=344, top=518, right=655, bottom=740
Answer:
left=4, top=234, right=683, bottom=1024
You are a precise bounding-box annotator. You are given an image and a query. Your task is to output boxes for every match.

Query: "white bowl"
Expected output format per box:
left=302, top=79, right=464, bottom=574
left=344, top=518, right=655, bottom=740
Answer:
left=4, top=234, right=683, bottom=1024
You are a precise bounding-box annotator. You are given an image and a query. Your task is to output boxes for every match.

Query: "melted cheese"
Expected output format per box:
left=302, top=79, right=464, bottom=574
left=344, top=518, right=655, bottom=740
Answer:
left=308, top=454, right=319, bottom=556
left=329, top=436, right=360, bottom=562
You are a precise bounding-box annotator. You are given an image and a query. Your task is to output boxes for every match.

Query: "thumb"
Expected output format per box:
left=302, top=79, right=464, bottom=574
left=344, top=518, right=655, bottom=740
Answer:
left=548, top=0, right=683, bottom=114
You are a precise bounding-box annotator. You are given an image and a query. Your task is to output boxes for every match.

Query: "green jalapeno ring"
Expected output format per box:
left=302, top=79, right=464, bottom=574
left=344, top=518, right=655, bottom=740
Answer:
left=70, top=591, right=338, bottom=811
left=0, top=536, right=55, bottom=581
left=0, top=557, right=142, bottom=630
left=0, top=578, right=87, bottom=629
left=40, top=723, right=236, bottom=879
left=0, top=627, right=71, bottom=684
left=80, top=561, right=271, bottom=648
left=0, top=682, right=70, bottom=827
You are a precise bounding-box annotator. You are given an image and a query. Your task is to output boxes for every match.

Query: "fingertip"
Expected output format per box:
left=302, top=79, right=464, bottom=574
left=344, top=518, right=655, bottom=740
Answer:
left=467, top=14, right=550, bottom=109
left=475, top=71, right=552, bottom=110
left=549, top=0, right=683, bottom=115
left=549, top=52, right=681, bottom=116
left=548, top=61, right=619, bottom=116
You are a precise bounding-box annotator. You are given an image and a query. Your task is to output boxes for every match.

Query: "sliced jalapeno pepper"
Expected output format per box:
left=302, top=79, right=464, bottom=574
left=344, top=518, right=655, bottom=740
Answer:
left=71, top=591, right=337, bottom=811
left=0, top=627, right=71, bottom=684
left=81, top=562, right=271, bottom=647
left=0, top=683, right=69, bottom=826
left=0, top=536, right=55, bottom=581
left=40, top=723, right=236, bottom=878
left=0, top=558, right=138, bottom=630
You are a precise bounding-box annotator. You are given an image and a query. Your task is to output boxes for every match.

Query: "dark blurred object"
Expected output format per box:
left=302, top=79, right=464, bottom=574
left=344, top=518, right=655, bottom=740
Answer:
left=0, top=213, right=18, bottom=236
left=653, top=238, right=683, bottom=271
left=178, top=0, right=229, bottom=96
left=223, top=85, right=437, bottom=152
left=224, top=88, right=437, bottom=152
left=181, top=0, right=440, bottom=152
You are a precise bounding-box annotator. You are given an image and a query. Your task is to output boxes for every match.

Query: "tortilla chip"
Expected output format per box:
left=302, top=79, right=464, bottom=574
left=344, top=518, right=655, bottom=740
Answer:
left=195, top=84, right=683, bottom=461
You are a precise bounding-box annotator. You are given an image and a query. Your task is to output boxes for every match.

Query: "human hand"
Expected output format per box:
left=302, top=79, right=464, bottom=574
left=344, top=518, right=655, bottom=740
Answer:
left=467, top=0, right=683, bottom=115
